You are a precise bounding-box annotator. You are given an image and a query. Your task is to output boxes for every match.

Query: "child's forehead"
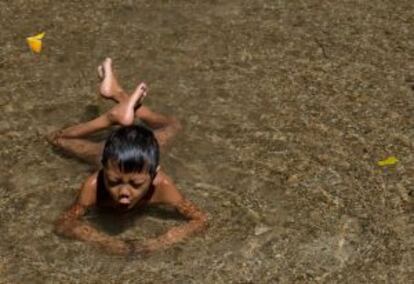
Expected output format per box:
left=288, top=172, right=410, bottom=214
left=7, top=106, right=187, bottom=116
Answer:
left=104, top=164, right=149, bottom=180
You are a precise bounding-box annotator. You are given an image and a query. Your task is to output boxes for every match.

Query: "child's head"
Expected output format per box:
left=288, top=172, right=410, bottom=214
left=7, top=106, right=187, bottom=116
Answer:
left=101, top=125, right=160, bottom=208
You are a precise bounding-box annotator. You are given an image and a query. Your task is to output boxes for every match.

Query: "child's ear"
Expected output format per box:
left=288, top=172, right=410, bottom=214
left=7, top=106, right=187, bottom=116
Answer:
left=156, top=165, right=161, bottom=173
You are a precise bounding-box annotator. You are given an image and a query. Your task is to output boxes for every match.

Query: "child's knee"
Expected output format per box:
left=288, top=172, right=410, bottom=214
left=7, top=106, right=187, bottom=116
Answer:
left=46, top=130, right=64, bottom=147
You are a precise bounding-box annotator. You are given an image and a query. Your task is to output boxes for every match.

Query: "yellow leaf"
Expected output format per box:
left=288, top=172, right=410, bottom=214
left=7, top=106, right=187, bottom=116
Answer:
left=26, top=32, right=45, bottom=53
left=32, top=32, right=45, bottom=40
left=377, top=156, right=398, bottom=166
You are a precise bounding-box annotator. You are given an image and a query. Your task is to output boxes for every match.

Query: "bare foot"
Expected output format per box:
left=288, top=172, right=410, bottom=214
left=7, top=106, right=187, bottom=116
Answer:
left=108, top=82, right=148, bottom=126
left=130, top=82, right=148, bottom=109
left=97, top=58, right=126, bottom=102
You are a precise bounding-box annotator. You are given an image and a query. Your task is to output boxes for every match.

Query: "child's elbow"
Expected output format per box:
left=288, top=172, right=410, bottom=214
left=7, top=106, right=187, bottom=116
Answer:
left=54, top=217, right=72, bottom=237
left=197, top=212, right=209, bottom=232
left=54, top=222, right=67, bottom=236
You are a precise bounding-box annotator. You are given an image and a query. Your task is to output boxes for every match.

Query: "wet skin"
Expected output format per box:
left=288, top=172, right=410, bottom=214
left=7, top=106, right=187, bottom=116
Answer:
left=55, top=163, right=208, bottom=255
left=51, top=58, right=206, bottom=255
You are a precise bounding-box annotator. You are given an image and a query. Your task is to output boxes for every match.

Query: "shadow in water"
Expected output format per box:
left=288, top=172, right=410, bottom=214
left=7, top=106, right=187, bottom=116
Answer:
left=86, top=205, right=186, bottom=236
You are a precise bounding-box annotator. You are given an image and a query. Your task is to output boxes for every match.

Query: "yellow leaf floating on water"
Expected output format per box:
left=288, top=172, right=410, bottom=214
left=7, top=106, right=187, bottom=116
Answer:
left=377, top=156, right=399, bottom=166
left=26, top=32, right=45, bottom=53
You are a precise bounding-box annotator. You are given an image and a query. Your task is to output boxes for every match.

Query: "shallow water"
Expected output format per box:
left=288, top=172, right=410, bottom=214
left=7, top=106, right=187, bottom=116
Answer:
left=1, top=0, right=414, bottom=283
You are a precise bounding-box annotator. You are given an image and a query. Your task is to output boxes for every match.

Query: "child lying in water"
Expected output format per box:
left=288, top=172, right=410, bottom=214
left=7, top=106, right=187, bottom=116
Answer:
left=48, top=58, right=208, bottom=255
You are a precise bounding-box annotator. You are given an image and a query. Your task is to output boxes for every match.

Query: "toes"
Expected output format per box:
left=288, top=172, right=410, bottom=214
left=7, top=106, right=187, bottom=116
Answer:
left=98, top=58, right=112, bottom=79
left=134, top=83, right=148, bottom=95
left=139, top=83, right=148, bottom=92
left=103, top=58, right=112, bottom=69
left=97, top=65, right=104, bottom=79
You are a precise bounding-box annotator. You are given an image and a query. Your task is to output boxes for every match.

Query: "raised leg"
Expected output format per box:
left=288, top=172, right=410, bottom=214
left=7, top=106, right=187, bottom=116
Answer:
left=47, top=83, right=147, bottom=165
left=97, top=58, right=129, bottom=103
left=96, top=62, right=178, bottom=145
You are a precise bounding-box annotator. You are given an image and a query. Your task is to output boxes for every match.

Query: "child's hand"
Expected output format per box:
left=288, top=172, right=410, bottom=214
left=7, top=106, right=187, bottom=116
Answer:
left=123, top=239, right=154, bottom=257
left=102, top=239, right=132, bottom=255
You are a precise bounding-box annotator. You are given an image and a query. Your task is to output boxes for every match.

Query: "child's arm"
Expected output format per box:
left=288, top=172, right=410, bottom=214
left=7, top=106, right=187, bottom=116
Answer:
left=54, top=174, right=132, bottom=255
left=135, top=106, right=182, bottom=147
left=134, top=171, right=208, bottom=253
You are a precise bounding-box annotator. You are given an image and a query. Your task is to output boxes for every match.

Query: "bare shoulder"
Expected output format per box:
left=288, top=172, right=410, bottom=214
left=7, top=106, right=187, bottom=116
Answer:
left=77, top=171, right=99, bottom=208
left=150, top=170, right=184, bottom=205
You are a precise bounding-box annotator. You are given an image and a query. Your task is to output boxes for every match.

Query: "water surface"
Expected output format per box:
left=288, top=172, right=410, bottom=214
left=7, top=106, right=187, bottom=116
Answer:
left=1, top=0, right=413, bottom=282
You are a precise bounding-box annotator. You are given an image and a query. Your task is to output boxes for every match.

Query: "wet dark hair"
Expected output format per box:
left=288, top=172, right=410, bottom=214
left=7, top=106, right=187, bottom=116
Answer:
left=101, top=125, right=160, bottom=178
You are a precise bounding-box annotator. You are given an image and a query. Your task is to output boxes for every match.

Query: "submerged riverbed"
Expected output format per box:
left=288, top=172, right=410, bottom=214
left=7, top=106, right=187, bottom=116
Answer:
left=0, top=0, right=413, bottom=283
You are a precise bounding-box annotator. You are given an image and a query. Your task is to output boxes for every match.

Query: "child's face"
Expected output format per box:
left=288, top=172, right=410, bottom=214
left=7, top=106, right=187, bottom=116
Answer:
left=103, top=160, right=152, bottom=209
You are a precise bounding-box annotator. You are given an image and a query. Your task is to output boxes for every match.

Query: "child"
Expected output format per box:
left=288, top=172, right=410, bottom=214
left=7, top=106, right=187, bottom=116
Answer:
left=48, top=58, right=208, bottom=255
